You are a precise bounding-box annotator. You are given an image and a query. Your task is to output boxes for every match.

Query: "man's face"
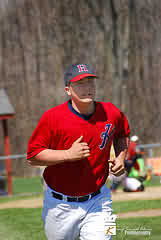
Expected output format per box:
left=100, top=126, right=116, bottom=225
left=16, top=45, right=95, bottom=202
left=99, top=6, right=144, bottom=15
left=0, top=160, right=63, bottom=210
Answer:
left=65, top=77, right=96, bottom=104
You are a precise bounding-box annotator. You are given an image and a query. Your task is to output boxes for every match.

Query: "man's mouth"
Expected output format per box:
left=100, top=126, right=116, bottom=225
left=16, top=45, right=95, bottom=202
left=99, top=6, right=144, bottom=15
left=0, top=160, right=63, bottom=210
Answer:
left=85, top=93, right=92, bottom=96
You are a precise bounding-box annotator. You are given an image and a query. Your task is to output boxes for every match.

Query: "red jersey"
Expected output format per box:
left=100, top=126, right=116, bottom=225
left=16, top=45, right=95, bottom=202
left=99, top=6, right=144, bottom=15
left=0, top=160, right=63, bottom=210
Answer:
left=27, top=101, right=130, bottom=196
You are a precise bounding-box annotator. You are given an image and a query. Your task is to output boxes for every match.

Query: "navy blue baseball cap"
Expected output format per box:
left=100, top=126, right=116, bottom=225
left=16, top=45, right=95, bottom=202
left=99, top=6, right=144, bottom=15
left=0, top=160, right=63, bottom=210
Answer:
left=64, top=64, right=97, bottom=86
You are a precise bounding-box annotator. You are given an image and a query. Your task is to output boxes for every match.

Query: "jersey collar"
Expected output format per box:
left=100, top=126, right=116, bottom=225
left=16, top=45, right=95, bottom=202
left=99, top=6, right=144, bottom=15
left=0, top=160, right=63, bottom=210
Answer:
left=68, top=100, right=96, bottom=120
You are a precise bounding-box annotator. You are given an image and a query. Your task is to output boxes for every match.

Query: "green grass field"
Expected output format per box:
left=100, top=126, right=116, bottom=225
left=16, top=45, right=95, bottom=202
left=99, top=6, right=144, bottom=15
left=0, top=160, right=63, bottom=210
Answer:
left=0, top=175, right=159, bottom=205
left=0, top=207, right=160, bottom=240
left=12, top=176, right=43, bottom=194
left=0, top=176, right=43, bottom=203
left=112, top=199, right=161, bottom=213
left=0, top=176, right=160, bottom=239
left=0, top=208, right=45, bottom=240
left=114, top=216, right=160, bottom=240
left=3, top=174, right=161, bottom=196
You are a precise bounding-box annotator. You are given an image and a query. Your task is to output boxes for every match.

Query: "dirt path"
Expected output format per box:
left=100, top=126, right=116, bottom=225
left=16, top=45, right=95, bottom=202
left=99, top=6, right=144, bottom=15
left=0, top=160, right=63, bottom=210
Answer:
left=0, top=186, right=161, bottom=218
left=0, top=197, right=43, bottom=209
left=118, top=209, right=161, bottom=218
left=111, top=186, right=161, bottom=202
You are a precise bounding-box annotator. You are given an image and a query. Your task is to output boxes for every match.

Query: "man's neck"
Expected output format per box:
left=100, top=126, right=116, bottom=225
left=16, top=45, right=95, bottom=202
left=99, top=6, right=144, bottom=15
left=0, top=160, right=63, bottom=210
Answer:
left=71, top=101, right=95, bottom=116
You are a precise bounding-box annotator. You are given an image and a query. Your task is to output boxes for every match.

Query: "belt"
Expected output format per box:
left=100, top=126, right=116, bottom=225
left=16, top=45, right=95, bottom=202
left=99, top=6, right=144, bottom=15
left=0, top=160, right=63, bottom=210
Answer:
left=51, top=189, right=101, bottom=202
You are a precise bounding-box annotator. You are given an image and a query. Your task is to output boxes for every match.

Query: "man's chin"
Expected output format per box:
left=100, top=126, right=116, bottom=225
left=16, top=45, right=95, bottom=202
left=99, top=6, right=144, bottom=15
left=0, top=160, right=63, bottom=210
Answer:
left=81, top=98, right=94, bottom=103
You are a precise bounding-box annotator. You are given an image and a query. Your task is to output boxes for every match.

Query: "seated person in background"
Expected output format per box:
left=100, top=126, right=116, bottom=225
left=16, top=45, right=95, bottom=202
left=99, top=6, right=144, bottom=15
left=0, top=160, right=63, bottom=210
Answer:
left=123, top=147, right=146, bottom=192
left=110, top=135, right=141, bottom=192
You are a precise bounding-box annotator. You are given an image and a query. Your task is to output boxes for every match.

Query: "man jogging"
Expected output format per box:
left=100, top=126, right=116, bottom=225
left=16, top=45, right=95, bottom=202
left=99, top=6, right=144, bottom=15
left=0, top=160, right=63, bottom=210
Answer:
left=27, top=63, right=130, bottom=240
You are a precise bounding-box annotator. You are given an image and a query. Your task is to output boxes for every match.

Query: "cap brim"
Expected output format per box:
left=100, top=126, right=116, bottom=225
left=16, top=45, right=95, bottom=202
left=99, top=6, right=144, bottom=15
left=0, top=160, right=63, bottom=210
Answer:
left=70, top=73, right=97, bottom=83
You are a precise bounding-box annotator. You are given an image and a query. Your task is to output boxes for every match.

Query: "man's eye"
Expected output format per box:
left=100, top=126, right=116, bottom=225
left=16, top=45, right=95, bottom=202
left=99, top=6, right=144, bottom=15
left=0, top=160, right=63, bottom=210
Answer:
left=77, top=82, right=84, bottom=86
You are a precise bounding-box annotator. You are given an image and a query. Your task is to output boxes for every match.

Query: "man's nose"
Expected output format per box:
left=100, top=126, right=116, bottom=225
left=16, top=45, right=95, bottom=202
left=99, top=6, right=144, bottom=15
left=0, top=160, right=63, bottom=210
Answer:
left=85, top=85, right=92, bottom=92
left=85, top=82, right=94, bottom=89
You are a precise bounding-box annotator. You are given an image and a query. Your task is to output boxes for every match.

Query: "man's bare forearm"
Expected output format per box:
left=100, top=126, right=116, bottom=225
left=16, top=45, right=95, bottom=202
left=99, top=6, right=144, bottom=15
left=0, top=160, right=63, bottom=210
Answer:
left=109, top=136, right=130, bottom=176
left=27, top=149, right=69, bottom=166
left=27, top=136, right=90, bottom=166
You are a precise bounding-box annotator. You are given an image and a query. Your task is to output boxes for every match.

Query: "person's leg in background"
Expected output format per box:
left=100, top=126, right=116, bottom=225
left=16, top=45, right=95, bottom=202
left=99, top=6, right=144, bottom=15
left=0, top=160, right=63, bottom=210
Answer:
left=109, top=173, right=126, bottom=192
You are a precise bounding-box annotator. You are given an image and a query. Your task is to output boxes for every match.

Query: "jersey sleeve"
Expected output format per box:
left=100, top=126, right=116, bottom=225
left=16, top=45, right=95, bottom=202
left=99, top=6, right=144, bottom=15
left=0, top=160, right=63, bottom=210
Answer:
left=27, top=111, right=52, bottom=159
left=114, top=110, right=130, bottom=138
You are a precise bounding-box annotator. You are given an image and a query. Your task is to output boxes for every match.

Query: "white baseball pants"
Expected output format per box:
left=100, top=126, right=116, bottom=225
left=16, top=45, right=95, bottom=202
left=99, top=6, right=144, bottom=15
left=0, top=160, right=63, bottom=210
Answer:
left=42, top=184, right=114, bottom=240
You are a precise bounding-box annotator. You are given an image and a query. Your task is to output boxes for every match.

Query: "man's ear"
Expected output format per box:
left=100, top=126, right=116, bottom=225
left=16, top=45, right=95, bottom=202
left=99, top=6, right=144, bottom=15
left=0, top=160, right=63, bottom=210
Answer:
left=65, top=86, right=71, bottom=96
